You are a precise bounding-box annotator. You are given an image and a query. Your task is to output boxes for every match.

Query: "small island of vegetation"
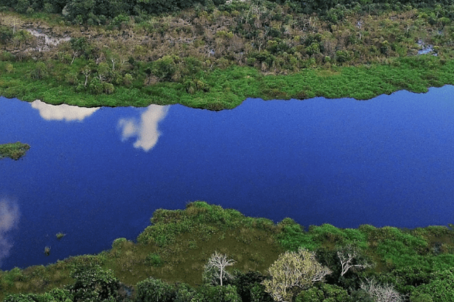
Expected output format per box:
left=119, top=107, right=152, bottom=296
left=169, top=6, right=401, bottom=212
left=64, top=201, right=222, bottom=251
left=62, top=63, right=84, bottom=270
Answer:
left=1, top=202, right=453, bottom=302
left=0, top=142, right=30, bottom=160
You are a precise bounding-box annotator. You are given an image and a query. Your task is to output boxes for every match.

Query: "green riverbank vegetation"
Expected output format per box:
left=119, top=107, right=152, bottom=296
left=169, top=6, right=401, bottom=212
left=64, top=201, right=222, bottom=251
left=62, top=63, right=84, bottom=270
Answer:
left=0, top=142, right=30, bottom=160
left=1, top=0, right=454, bottom=109
left=1, top=201, right=454, bottom=301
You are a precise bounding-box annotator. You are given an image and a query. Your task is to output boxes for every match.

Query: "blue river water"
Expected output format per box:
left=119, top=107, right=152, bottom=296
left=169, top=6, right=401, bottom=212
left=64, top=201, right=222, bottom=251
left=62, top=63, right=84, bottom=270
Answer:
left=1, top=86, right=454, bottom=270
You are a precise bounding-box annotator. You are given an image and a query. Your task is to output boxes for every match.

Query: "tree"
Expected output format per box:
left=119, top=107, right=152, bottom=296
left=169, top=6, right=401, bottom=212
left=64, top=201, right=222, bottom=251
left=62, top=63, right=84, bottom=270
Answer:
left=65, top=72, right=78, bottom=85
left=68, top=265, right=119, bottom=302
left=123, top=73, right=133, bottom=87
left=81, top=65, right=91, bottom=87
left=203, top=251, right=236, bottom=286
left=410, top=268, right=454, bottom=302
left=359, top=278, right=404, bottom=302
left=295, top=284, right=350, bottom=302
left=65, top=0, right=95, bottom=23
left=194, top=284, right=242, bottom=302
left=30, top=62, right=48, bottom=80
left=231, top=270, right=274, bottom=302
left=70, top=37, right=88, bottom=64
left=97, top=62, right=110, bottom=82
left=262, top=248, right=332, bottom=302
left=5, top=63, right=14, bottom=73
left=152, top=56, right=177, bottom=81
left=135, top=278, right=175, bottom=302
left=15, top=0, right=30, bottom=14
left=174, top=283, right=197, bottom=302
left=89, top=77, right=103, bottom=94
left=337, top=244, right=372, bottom=277
left=103, top=83, right=115, bottom=94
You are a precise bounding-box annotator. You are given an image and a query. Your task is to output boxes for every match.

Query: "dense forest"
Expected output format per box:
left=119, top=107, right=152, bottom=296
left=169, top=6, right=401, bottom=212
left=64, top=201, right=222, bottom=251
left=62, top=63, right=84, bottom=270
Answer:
left=1, top=202, right=454, bottom=302
left=2, top=0, right=454, bottom=24
left=1, top=0, right=454, bottom=108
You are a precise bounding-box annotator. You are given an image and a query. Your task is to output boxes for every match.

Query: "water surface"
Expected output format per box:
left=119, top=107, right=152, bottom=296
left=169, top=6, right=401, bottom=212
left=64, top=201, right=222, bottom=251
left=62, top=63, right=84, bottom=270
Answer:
left=1, top=86, right=454, bottom=270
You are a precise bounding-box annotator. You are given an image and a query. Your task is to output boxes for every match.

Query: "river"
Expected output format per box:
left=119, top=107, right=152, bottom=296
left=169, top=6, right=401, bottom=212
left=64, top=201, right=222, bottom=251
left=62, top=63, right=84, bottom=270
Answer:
left=1, top=85, right=454, bottom=270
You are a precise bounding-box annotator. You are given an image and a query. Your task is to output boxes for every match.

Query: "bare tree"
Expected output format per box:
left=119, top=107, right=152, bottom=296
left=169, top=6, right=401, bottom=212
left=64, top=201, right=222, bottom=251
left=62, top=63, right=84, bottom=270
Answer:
left=337, top=245, right=372, bottom=277
left=360, top=278, right=404, bottom=302
left=71, top=50, right=78, bottom=65
left=81, top=66, right=91, bottom=87
left=12, top=17, right=18, bottom=35
left=204, top=251, right=236, bottom=286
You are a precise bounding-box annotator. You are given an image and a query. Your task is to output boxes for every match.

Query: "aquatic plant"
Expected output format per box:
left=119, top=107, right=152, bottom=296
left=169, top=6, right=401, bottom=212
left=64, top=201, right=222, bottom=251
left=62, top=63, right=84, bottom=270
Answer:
left=55, top=233, right=66, bottom=240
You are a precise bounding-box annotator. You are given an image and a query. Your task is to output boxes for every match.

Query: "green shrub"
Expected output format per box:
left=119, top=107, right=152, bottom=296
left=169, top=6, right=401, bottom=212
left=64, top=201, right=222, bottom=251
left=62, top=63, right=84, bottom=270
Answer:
left=103, top=82, right=115, bottom=94
left=89, top=77, right=103, bottom=94
left=295, top=283, right=350, bottom=302
left=123, top=74, right=133, bottom=87
left=152, top=56, right=178, bottom=81
left=65, top=72, right=78, bottom=85
left=0, top=27, right=14, bottom=45
left=136, top=278, right=175, bottom=302
left=410, top=269, right=454, bottom=302
left=112, top=238, right=127, bottom=249
left=195, top=285, right=241, bottom=302
left=30, top=62, right=48, bottom=80
left=146, top=253, right=163, bottom=267
left=174, top=283, right=197, bottom=302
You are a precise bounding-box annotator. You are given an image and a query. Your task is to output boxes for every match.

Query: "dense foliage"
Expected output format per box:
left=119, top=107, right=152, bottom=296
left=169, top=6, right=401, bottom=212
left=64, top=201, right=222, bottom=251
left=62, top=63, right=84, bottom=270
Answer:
left=2, top=0, right=454, bottom=24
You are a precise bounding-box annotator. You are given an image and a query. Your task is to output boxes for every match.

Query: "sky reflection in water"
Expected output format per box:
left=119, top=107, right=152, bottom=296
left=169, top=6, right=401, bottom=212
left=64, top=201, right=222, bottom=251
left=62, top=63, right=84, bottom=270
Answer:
left=0, top=199, right=20, bottom=267
left=1, top=86, right=454, bottom=270
left=118, top=105, right=169, bottom=151
left=31, top=100, right=99, bottom=122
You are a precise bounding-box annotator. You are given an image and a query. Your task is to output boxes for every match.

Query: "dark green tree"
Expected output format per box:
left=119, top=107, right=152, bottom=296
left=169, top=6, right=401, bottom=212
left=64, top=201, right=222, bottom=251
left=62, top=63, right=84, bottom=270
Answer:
left=135, top=277, right=175, bottom=302
left=68, top=265, right=120, bottom=302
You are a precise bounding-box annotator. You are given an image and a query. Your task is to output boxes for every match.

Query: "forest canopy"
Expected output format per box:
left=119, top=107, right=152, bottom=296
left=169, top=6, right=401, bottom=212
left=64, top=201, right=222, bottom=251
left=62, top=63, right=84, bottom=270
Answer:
left=1, top=0, right=454, bottom=24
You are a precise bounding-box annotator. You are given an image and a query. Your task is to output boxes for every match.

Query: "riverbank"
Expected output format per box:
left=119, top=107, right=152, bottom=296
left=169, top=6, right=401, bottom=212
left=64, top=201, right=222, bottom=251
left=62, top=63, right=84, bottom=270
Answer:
left=1, top=202, right=453, bottom=301
left=1, top=1, right=454, bottom=110
left=1, top=56, right=453, bottom=110
left=0, top=142, right=30, bottom=160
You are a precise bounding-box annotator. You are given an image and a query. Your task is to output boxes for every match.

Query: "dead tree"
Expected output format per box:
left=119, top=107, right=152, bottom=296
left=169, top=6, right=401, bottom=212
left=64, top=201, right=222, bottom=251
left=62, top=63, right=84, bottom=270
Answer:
left=337, top=245, right=372, bottom=277
left=360, top=278, right=404, bottom=302
left=204, top=251, right=235, bottom=286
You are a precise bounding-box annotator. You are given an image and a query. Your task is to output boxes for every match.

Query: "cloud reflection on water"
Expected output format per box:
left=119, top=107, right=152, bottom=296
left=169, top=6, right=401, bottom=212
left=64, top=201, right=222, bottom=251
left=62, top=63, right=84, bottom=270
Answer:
left=31, top=100, right=99, bottom=122
left=0, top=199, right=19, bottom=267
left=118, top=105, right=169, bottom=151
